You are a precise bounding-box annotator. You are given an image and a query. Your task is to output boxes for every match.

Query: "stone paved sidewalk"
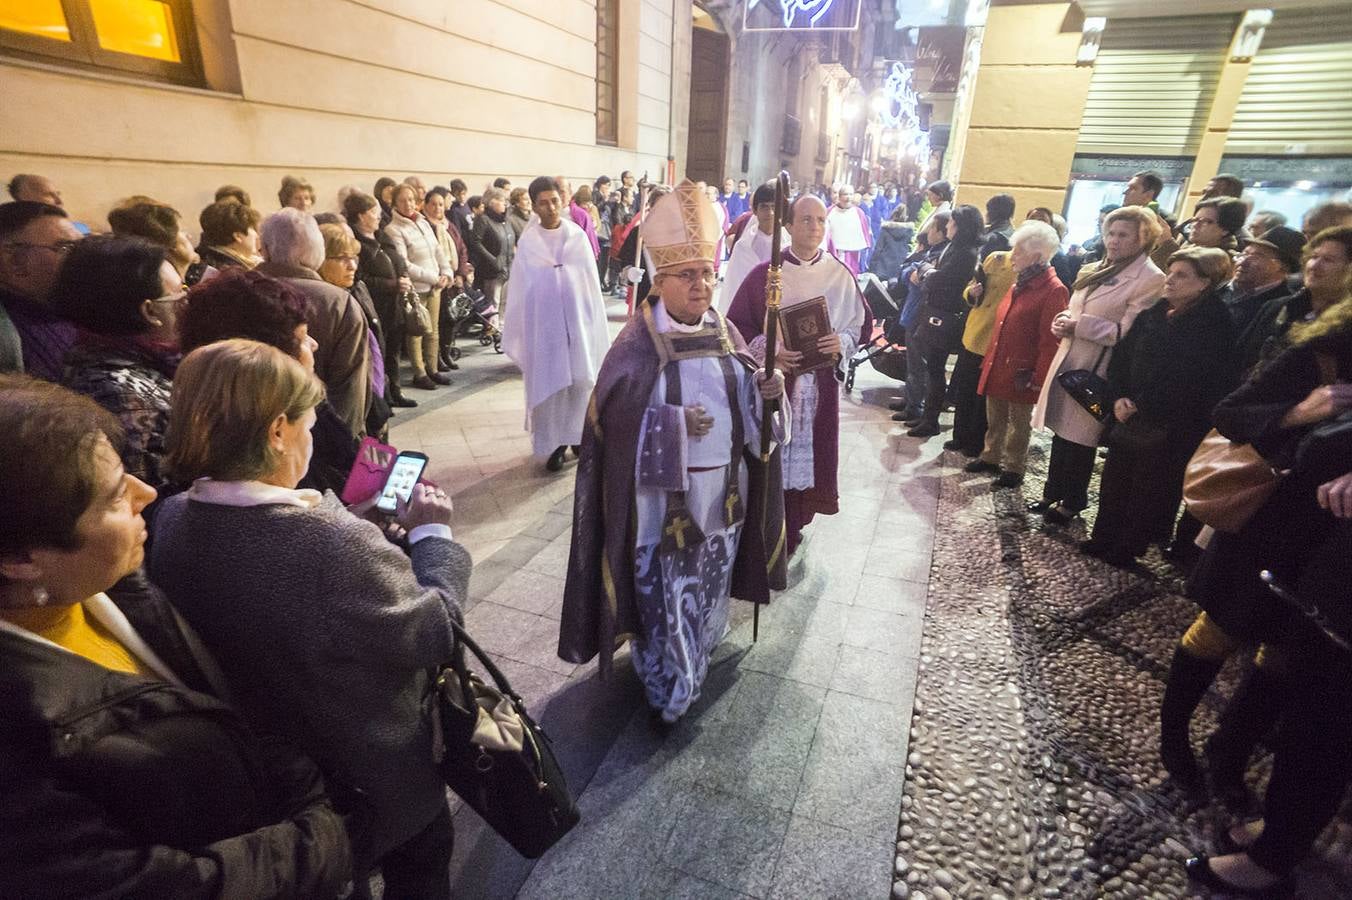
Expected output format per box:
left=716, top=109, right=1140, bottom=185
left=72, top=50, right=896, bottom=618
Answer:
left=389, top=305, right=934, bottom=899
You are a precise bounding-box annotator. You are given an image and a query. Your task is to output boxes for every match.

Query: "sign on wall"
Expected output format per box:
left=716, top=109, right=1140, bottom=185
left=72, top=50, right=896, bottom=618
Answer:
left=743, top=0, right=862, bottom=32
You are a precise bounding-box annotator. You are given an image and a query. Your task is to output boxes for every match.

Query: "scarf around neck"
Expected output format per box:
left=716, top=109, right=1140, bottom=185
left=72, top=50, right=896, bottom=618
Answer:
left=1071, top=250, right=1144, bottom=295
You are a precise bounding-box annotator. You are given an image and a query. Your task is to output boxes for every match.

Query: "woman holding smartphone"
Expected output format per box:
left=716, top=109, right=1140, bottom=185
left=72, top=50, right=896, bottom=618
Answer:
left=149, top=339, right=471, bottom=900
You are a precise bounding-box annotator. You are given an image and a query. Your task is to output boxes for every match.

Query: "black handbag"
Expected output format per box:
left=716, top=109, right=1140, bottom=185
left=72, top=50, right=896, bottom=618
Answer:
left=434, top=620, right=579, bottom=858
left=1107, top=413, right=1167, bottom=454
left=1056, top=327, right=1118, bottom=422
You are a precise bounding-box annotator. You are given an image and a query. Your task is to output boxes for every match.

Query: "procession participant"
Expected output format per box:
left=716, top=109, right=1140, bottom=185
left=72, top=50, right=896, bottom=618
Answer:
left=558, top=179, right=788, bottom=726
left=717, top=181, right=786, bottom=313
left=824, top=188, right=873, bottom=276
left=502, top=177, right=610, bottom=472
left=728, top=194, right=871, bottom=555
left=704, top=183, right=730, bottom=270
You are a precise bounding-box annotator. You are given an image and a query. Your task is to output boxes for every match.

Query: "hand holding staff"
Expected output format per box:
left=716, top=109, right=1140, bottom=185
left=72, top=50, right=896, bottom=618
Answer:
left=754, top=171, right=790, bottom=642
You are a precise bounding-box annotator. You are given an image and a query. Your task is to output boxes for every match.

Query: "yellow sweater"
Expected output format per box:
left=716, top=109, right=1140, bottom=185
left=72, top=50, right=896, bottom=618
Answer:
left=962, top=251, right=1015, bottom=356
left=2, top=601, right=151, bottom=676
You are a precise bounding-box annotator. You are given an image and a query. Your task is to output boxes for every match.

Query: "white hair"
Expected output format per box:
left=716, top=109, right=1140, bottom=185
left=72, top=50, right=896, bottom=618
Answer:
left=260, top=208, right=324, bottom=270
left=1010, top=221, right=1061, bottom=265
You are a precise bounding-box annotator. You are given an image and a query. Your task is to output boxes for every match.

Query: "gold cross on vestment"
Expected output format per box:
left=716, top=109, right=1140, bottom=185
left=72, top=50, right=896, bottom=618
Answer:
left=725, top=492, right=740, bottom=522
left=665, top=514, right=695, bottom=550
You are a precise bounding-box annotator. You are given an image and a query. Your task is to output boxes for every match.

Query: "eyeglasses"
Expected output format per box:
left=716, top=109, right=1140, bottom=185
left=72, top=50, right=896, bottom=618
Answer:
left=327, top=255, right=359, bottom=264
left=4, top=239, right=78, bottom=255
left=151, top=290, right=189, bottom=307
left=665, top=268, right=717, bottom=287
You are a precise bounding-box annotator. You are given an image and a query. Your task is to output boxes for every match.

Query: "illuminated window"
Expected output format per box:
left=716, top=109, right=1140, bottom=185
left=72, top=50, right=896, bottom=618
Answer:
left=0, top=1, right=72, bottom=43
left=596, top=0, right=619, bottom=145
left=0, top=0, right=198, bottom=84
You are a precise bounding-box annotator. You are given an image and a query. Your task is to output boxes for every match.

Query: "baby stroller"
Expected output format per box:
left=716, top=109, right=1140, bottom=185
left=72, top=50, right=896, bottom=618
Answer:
left=442, top=287, right=502, bottom=360
left=844, top=273, right=908, bottom=392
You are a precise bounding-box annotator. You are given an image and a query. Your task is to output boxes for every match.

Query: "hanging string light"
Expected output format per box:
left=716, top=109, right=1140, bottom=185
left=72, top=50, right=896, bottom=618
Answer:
left=879, top=61, right=930, bottom=162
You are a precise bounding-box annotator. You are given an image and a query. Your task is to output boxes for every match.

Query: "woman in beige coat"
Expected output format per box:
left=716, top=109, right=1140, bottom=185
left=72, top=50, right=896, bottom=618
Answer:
left=1031, top=206, right=1166, bottom=524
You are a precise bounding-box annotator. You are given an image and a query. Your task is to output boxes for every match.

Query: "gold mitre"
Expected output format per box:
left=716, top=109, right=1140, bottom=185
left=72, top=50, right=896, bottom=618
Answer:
left=644, top=179, right=720, bottom=271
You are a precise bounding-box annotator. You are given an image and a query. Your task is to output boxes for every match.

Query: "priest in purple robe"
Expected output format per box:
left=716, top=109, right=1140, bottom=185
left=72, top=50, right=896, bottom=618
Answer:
left=728, top=194, right=872, bottom=556
left=559, top=179, right=789, bottom=726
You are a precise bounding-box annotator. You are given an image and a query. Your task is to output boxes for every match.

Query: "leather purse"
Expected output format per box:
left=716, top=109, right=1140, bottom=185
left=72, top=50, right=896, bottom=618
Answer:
left=1056, top=326, right=1118, bottom=423
left=434, top=620, right=579, bottom=859
left=1182, top=430, right=1280, bottom=533
left=403, top=288, right=432, bottom=337
left=1108, top=413, right=1167, bottom=454
left=1183, top=352, right=1339, bottom=533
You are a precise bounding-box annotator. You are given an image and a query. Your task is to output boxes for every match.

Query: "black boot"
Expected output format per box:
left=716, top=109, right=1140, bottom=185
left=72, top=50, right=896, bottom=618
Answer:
left=1160, top=647, right=1225, bottom=794
left=1205, top=664, right=1286, bottom=813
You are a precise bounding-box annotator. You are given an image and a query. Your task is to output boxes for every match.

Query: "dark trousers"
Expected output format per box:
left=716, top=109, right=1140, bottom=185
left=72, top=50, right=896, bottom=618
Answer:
left=354, top=801, right=454, bottom=900
left=919, top=336, right=952, bottom=427
left=1248, top=637, right=1352, bottom=875
left=597, top=240, right=611, bottom=288
left=949, top=348, right=986, bottom=452
left=1091, top=437, right=1189, bottom=557
left=1042, top=434, right=1097, bottom=511
left=372, top=293, right=406, bottom=394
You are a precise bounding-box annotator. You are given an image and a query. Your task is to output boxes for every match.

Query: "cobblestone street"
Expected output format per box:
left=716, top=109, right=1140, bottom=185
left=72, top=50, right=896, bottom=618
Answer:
left=390, top=301, right=1352, bottom=899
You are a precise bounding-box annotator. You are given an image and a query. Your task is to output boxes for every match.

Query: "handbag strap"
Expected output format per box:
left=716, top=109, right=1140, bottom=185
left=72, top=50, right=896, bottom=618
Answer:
left=447, top=618, right=523, bottom=705
left=1088, top=321, right=1120, bottom=376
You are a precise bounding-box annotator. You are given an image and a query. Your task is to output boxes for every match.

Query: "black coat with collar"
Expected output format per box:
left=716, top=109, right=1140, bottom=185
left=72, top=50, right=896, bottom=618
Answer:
left=0, top=574, right=352, bottom=899
left=1107, top=290, right=1240, bottom=447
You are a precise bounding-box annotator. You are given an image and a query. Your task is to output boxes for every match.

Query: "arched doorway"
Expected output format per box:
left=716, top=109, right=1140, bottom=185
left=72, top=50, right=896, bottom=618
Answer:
left=685, top=3, right=728, bottom=183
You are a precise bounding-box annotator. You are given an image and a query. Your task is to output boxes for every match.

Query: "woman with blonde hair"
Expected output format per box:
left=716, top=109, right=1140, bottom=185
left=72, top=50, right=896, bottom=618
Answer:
left=1032, top=205, right=1167, bottom=524
left=151, top=338, right=471, bottom=899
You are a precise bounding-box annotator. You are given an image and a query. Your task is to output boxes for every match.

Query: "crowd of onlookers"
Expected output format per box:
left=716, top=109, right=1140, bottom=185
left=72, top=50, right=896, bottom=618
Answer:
left=0, top=167, right=658, bottom=897
left=855, top=167, right=1352, bottom=894
left=3, top=162, right=1351, bottom=895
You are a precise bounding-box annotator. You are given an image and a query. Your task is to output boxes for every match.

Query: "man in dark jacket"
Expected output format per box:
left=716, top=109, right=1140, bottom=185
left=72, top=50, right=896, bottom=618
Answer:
left=979, top=193, right=1016, bottom=261
left=1223, top=225, right=1303, bottom=335
left=0, top=201, right=80, bottom=379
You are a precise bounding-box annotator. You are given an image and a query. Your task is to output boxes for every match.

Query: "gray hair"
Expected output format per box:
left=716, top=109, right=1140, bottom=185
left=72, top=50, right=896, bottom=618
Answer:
left=260, top=208, right=324, bottom=270
left=483, top=187, right=506, bottom=204
left=1010, top=221, right=1061, bottom=265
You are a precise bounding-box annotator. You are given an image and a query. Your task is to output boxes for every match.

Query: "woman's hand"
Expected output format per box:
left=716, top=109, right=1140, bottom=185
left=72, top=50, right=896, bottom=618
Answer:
left=909, top=268, right=922, bottom=286
left=1113, top=398, right=1138, bottom=423
left=1280, top=383, right=1352, bottom=428
left=684, top=405, right=715, bottom=438
left=397, top=276, right=412, bottom=292
left=396, top=483, right=453, bottom=531
left=1317, top=471, right=1352, bottom=519
left=968, top=281, right=984, bottom=301
left=1050, top=313, right=1076, bottom=339
left=756, top=368, right=786, bottom=400
left=436, top=275, right=450, bottom=290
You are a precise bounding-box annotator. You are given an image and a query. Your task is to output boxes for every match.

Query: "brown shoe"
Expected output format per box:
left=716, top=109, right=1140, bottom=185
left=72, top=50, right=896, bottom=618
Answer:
left=410, top=375, right=438, bottom=390
left=429, top=371, right=452, bottom=386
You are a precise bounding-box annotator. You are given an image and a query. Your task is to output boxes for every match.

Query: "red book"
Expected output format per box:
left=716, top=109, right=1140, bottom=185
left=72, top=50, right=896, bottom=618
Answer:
left=780, top=295, right=835, bottom=374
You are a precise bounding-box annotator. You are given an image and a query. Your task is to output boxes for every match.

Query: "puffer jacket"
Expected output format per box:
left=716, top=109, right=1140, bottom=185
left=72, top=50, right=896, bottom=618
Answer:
left=0, top=574, right=353, bottom=899
left=383, top=210, right=450, bottom=293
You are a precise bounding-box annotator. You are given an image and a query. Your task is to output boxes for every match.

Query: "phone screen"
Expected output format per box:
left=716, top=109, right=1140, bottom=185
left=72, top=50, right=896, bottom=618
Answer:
left=376, top=453, right=429, bottom=515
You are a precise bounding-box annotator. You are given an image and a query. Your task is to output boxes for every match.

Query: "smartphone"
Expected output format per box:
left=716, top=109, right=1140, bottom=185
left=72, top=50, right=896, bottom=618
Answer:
left=375, top=451, right=429, bottom=515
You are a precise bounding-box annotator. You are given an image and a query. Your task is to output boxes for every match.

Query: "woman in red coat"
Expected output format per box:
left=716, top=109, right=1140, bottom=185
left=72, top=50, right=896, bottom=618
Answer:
left=968, top=221, right=1069, bottom=486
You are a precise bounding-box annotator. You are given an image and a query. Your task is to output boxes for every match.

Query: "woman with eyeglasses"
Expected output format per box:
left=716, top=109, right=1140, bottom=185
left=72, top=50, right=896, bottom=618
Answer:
left=54, top=235, right=183, bottom=491
left=318, top=223, right=392, bottom=439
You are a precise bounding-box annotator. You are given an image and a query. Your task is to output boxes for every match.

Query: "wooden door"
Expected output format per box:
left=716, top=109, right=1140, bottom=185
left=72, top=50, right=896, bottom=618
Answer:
left=686, top=27, right=728, bottom=183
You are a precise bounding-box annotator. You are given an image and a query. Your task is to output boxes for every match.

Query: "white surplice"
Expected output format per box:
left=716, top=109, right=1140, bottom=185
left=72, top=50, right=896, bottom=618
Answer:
left=717, top=226, right=790, bottom=314
left=502, top=218, right=611, bottom=456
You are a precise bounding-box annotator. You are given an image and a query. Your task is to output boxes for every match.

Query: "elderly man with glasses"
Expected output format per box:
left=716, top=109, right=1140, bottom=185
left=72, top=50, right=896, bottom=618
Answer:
left=559, top=178, right=787, bottom=728
left=0, top=201, right=82, bottom=377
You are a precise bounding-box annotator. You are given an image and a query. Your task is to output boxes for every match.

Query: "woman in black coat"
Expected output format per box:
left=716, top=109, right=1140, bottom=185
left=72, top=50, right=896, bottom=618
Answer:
left=1158, top=296, right=1352, bottom=804
left=345, top=191, right=414, bottom=408
left=0, top=377, right=352, bottom=898
left=903, top=203, right=984, bottom=437
left=1186, top=480, right=1352, bottom=895
left=1082, top=247, right=1240, bottom=566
